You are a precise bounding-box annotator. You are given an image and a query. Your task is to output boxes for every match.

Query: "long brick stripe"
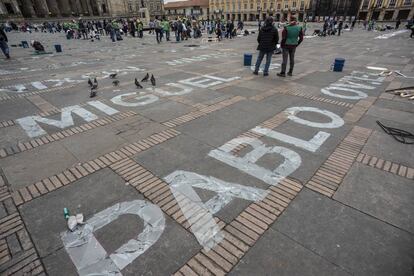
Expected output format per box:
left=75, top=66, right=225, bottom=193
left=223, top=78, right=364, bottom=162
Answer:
left=250, top=87, right=354, bottom=108
left=0, top=175, right=45, bottom=275
left=110, top=158, right=227, bottom=234
left=0, top=111, right=136, bottom=160
left=0, top=84, right=78, bottom=103
left=356, top=152, right=414, bottom=179
left=230, top=112, right=289, bottom=155
left=163, top=96, right=245, bottom=128
left=174, top=178, right=303, bottom=276
left=305, top=126, right=373, bottom=197
left=11, top=129, right=181, bottom=206
left=343, top=96, right=376, bottom=123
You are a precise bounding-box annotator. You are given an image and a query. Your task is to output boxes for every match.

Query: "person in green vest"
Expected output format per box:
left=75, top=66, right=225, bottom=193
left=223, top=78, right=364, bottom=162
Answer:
left=137, top=19, right=144, bottom=38
left=162, top=18, right=171, bottom=41
left=277, top=15, right=304, bottom=77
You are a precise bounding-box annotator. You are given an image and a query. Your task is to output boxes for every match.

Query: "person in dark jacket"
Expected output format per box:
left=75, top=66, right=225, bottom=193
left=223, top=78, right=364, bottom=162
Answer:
left=253, top=17, right=279, bottom=76
left=0, top=28, right=10, bottom=59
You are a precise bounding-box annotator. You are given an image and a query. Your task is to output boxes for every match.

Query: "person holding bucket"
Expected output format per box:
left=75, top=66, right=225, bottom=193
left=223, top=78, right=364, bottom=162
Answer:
left=253, top=17, right=279, bottom=77
left=277, top=15, right=304, bottom=77
left=0, top=27, right=10, bottom=59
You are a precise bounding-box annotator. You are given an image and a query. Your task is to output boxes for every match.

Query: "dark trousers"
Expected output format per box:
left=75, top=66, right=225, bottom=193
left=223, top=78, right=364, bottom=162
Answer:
left=338, top=28, right=342, bottom=36
left=155, top=29, right=162, bottom=43
left=281, top=47, right=296, bottom=74
left=0, top=41, right=9, bottom=57
left=411, top=29, right=414, bottom=38
left=254, top=51, right=272, bottom=74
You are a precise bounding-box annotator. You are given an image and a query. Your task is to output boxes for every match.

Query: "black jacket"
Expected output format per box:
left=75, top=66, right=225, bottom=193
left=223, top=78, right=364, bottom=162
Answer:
left=257, top=25, right=278, bottom=52
left=0, top=29, right=7, bottom=42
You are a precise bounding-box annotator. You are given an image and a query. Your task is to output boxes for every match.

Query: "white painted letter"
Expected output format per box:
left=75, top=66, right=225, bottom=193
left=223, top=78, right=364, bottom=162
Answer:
left=165, top=170, right=267, bottom=249
left=208, top=137, right=301, bottom=186
left=252, top=126, right=331, bottom=153
left=16, top=105, right=98, bottom=138
left=111, top=92, right=159, bottom=107
left=152, top=83, right=193, bottom=96
left=61, top=200, right=165, bottom=275
left=87, top=101, right=119, bottom=115
left=284, top=106, right=344, bottom=129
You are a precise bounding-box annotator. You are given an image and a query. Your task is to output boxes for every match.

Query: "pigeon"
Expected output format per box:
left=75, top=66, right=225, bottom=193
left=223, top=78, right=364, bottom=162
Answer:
left=113, top=80, right=120, bottom=86
left=90, top=90, right=97, bottom=98
left=150, top=74, right=156, bottom=86
left=91, top=83, right=98, bottom=90
left=141, top=73, right=149, bottom=82
left=88, top=78, right=93, bottom=87
left=94, top=77, right=98, bottom=84
left=135, top=78, right=143, bottom=89
left=109, top=73, right=117, bottom=79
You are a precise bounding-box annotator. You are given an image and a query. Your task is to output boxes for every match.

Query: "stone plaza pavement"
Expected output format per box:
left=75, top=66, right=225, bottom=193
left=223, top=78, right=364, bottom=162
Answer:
left=0, top=26, right=413, bottom=275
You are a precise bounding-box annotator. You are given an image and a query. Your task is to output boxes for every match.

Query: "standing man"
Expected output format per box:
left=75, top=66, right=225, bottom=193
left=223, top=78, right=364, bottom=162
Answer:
left=0, top=27, right=10, bottom=59
left=337, top=20, right=343, bottom=36
left=277, top=16, right=304, bottom=77
left=396, top=19, right=401, bottom=29
left=253, top=17, right=278, bottom=76
left=137, top=19, right=143, bottom=38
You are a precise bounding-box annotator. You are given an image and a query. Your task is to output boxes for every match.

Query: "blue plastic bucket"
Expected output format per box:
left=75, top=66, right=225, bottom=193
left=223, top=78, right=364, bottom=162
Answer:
left=21, top=41, right=29, bottom=48
left=244, top=53, right=253, bottom=66
left=333, top=58, right=345, bottom=72
left=54, top=44, right=62, bottom=53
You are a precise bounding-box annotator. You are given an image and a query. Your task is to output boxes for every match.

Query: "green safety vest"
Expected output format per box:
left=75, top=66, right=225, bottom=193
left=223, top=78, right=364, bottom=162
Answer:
left=285, top=25, right=302, bottom=45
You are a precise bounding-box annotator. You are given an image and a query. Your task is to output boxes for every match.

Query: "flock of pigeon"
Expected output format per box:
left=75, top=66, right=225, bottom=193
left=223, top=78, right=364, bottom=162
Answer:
left=87, top=72, right=156, bottom=98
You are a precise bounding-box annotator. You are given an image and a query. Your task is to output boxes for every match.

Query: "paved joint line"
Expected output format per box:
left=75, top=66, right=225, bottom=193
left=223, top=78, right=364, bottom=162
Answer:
left=343, top=97, right=376, bottom=123
left=26, top=95, right=59, bottom=114
left=162, top=96, right=245, bottom=127
left=0, top=84, right=77, bottom=103
left=0, top=111, right=136, bottom=160
left=174, top=177, right=303, bottom=275
left=356, top=152, right=414, bottom=179
left=0, top=174, right=46, bottom=275
left=109, top=158, right=226, bottom=233
left=11, top=129, right=181, bottom=206
left=250, top=87, right=354, bottom=108
left=305, top=126, right=373, bottom=197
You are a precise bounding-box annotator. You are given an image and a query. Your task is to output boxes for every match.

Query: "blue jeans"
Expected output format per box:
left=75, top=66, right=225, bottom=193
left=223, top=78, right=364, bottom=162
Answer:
left=0, top=41, right=9, bottom=57
left=254, top=51, right=272, bottom=74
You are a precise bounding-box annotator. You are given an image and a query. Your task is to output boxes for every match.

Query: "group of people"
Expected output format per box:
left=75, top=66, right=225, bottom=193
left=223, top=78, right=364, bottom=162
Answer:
left=253, top=16, right=303, bottom=77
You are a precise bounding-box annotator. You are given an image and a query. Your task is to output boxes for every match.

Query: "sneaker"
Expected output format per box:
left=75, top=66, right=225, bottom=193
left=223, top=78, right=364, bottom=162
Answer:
left=263, top=72, right=269, bottom=76
left=253, top=71, right=258, bottom=75
left=277, top=73, right=286, bottom=77
left=287, top=72, right=292, bottom=76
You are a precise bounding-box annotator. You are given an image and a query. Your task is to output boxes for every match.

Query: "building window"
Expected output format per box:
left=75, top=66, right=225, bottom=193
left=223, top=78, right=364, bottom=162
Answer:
left=375, top=0, right=383, bottom=8
left=284, top=1, right=288, bottom=9
left=244, top=3, right=247, bottom=9
left=128, top=3, right=133, bottom=11
left=292, top=1, right=296, bottom=8
left=403, top=0, right=411, bottom=5
left=270, top=2, right=273, bottom=8
left=4, top=3, right=15, bottom=14
left=388, top=0, right=396, bottom=7
left=300, top=1, right=304, bottom=10
left=277, top=3, right=280, bottom=10
left=250, top=3, right=253, bottom=9
left=263, top=2, right=267, bottom=9
left=362, top=0, right=369, bottom=9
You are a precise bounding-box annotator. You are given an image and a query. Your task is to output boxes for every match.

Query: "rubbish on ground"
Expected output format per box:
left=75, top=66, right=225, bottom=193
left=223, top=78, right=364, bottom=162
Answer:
left=366, top=66, right=388, bottom=71
left=63, top=207, right=70, bottom=220
left=67, top=216, right=77, bottom=231
left=395, top=71, right=414, bottom=78
left=377, top=121, right=414, bottom=144
left=66, top=213, right=85, bottom=231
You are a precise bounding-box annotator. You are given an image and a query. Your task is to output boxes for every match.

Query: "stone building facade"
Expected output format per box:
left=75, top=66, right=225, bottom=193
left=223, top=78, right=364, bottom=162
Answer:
left=209, top=0, right=310, bottom=22
left=357, top=0, right=414, bottom=20
left=0, top=0, right=163, bottom=19
left=307, top=0, right=362, bottom=19
left=164, top=0, right=209, bottom=20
